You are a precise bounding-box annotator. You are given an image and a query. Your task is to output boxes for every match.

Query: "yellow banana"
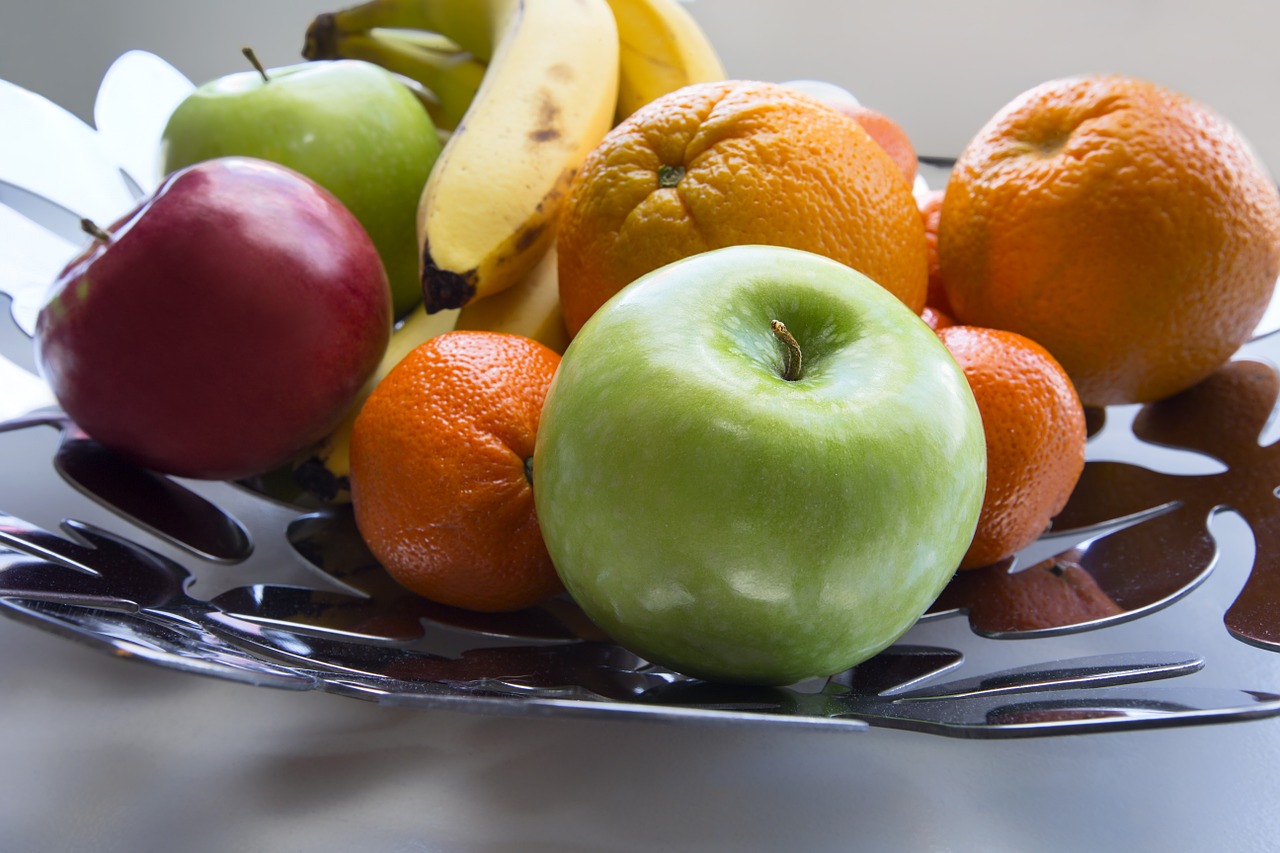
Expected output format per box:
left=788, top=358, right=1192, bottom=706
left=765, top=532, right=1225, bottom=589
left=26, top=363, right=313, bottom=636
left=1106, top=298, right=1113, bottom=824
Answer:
left=303, top=26, right=485, bottom=131
left=414, top=0, right=619, bottom=313
left=454, top=244, right=569, bottom=353
left=606, top=0, right=727, bottom=123
left=309, top=0, right=618, bottom=312
left=293, top=305, right=459, bottom=503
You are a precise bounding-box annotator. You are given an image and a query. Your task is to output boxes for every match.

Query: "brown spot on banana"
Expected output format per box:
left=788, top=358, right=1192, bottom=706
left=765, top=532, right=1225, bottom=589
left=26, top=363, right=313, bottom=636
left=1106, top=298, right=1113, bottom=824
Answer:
left=547, top=62, right=575, bottom=83
left=528, top=89, right=563, bottom=144
left=514, top=221, right=546, bottom=253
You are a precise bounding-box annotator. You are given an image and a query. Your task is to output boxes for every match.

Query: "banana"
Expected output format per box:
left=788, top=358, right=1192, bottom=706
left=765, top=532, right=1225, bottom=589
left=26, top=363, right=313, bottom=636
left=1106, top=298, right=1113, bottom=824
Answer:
left=306, top=0, right=619, bottom=314
left=303, top=25, right=485, bottom=132
left=293, top=305, right=459, bottom=503
left=416, top=0, right=618, bottom=313
left=454, top=243, right=569, bottom=353
left=306, top=0, right=498, bottom=60
left=606, top=0, right=727, bottom=123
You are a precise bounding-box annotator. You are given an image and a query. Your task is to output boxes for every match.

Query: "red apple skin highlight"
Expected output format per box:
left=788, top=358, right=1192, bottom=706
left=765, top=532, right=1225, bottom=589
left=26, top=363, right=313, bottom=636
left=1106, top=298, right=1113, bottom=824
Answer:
left=34, top=156, right=392, bottom=481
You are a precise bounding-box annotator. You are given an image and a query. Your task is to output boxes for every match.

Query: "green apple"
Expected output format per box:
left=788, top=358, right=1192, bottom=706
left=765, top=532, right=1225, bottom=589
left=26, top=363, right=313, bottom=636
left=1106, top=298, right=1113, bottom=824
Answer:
left=161, top=56, right=442, bottom=318
left=533, top=245, right=987, bottom=686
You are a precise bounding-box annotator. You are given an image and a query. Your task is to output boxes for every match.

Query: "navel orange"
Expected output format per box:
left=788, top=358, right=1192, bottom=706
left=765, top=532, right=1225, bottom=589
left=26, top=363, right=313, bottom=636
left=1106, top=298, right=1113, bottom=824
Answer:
left=939, top=74, right=1280, bottom=406
left=557, top=79, right=928, bottom=337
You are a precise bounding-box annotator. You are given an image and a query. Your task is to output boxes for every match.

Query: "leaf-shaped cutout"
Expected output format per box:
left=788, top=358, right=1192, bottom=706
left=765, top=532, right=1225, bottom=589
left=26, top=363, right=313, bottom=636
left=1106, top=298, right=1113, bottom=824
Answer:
left=827, top=644, right=964, bottom=695
left=929, top=553, right=1126, bottom=634
left=0, top=352, right=51, bottom=420
left=205, top=611, right=658, bottom=702
left=855, top=686, right=1280, bottom=738
left=0, top=198, right=79, bottom=335
left=209, top=507, right=599, bottom=644
left=1252, top=287, right=1280, bottom=338
left=0, top=598, right=314, bottom=690
left=1051, top=460, right=1186, bottom=533
left=0, top=514, right=187, bottom=610
left=93, top=50, right=194, bottom=195
left=0, top=79, right=135, bottom=225
left=1133, top=359, right=1279, bottom=462
left=53, top=432, right=252, bottom=562
left=1225, top=500, right=1280, bottom=648
left=889, top=651, right=1200, bottom=701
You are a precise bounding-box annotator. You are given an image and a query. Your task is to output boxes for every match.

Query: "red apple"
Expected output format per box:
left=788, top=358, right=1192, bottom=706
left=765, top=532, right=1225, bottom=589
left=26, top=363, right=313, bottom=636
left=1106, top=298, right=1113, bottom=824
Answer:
left=34, top=156, right=392, bottom=480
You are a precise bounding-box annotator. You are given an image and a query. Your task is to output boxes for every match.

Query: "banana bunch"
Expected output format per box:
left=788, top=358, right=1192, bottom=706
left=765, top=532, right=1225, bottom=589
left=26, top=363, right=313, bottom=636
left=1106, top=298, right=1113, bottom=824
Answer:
left=608, top=0, right=727, bottom=123
left=304, top=0, right=725, bottom=311
left=295, top=0, right=725, bottom=503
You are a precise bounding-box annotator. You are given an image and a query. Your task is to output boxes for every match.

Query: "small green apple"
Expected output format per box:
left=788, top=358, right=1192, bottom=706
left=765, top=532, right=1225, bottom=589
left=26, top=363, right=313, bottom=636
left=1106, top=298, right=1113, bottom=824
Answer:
left=161, top=55, right=441, bottom=318
left=533, top=245, right=987, bottom=686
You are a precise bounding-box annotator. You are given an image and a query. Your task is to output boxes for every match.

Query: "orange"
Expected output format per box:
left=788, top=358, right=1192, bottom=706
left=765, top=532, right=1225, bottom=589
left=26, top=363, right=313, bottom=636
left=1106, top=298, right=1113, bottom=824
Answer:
left=939, top=74, right=1280, bottom=407
left=557, top=79, right=928, bottom=337
left=933, top=553, right=1124, bottom=633
left=917, top=188, right=952, bottom=315
left=841, top=103, right=919, bottom=187
left=348, top=331, right=562, bottom=612
left=937, top=325, right=1087, bottom=570
left=921, top=304, right=954, bottom=332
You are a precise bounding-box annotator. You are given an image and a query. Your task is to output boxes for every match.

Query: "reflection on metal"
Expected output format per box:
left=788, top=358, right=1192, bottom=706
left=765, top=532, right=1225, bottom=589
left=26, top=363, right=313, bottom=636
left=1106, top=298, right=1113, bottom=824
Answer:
left=2, top=376, right=1280, bottom=736
left=928, top=334, right=1280, bottom=652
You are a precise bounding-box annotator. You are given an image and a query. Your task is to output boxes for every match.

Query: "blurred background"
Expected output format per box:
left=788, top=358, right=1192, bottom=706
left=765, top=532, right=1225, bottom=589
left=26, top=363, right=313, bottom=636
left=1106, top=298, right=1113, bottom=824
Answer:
left=3, top=0, right=1278, bottom=171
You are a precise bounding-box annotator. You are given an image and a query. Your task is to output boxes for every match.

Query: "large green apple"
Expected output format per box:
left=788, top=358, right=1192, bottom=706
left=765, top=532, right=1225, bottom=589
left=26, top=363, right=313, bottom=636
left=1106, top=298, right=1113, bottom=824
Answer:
left=161, top=57, right=442, bottom=318
left=533, top=245, right=987, bottom=686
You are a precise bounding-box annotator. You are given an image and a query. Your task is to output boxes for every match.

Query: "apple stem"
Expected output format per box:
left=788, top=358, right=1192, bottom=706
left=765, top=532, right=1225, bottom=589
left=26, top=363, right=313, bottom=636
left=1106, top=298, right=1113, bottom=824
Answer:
left=771, top=320, right=802, bottom=381
left=80, top=218, right=112, bottom=244
left=242, top=46, right=270, bottom=83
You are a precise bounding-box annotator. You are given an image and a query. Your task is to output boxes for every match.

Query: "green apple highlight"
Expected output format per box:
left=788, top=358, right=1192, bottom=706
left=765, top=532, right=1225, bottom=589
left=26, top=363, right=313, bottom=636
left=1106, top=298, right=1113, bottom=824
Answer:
left=533, top=245, right=987, bottom=686
left=161, top=56, right=442, bottom=318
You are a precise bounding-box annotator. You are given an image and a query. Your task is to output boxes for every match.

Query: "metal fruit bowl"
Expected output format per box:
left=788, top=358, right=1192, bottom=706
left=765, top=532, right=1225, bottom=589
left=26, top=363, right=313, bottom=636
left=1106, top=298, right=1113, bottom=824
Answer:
left=3, top=53, right=1280, bottom=739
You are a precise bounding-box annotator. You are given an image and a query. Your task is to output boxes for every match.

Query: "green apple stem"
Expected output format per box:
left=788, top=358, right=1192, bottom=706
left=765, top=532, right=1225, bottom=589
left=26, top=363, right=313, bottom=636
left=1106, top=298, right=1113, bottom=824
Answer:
left=80, top=218, right=112, bottom=244
left=241, top=46, right=271, bottom=83
left=771, top=320, right=802, bottom=381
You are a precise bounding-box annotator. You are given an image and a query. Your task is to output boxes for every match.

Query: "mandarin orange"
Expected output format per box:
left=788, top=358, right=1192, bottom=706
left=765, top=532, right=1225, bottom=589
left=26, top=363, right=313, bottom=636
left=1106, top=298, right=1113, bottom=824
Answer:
left=348, top=331, right=562, bottom=612
left=937, top=325, right=1087, bottom=570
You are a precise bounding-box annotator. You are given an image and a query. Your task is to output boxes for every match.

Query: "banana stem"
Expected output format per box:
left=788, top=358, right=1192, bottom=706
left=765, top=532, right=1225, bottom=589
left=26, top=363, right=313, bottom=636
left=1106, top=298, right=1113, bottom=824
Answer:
left=309, top=0, right=439, bottom=43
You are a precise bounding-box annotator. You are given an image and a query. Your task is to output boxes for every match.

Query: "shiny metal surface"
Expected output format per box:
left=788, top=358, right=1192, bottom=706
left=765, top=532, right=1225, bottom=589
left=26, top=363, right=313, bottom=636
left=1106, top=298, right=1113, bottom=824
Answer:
left=4, top=388, right=1280, bottom=736
left=927, top=330, right=1280, bottom=653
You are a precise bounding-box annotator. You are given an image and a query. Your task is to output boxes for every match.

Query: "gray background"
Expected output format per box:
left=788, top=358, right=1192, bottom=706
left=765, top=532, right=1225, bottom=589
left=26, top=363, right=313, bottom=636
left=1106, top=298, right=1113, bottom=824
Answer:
left=4, top=0, right=1280, bottom=171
